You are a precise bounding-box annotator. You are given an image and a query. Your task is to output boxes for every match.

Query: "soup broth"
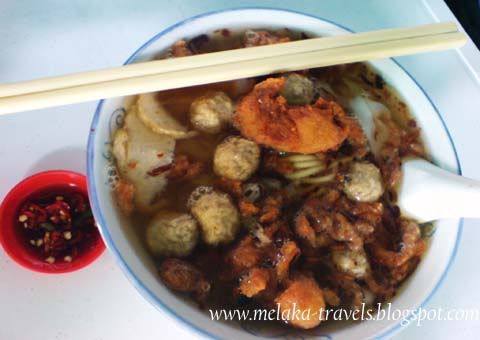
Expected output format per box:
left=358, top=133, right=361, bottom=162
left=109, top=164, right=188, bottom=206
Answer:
left=111, top=28, right=427, bottom=330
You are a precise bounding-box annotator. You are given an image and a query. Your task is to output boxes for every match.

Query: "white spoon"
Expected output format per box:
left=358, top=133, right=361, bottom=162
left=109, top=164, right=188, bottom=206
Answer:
left=398, top=158, right=480, bottom=222
left=350, top=96, right=480, bottom=223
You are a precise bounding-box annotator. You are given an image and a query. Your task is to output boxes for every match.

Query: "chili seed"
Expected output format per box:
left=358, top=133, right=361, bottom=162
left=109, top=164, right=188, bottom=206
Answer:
left=45, top=256, right=55, bottom=264
left=63, top=231, right=72, bottom=240
left=18, top=190, right=97, bottom=266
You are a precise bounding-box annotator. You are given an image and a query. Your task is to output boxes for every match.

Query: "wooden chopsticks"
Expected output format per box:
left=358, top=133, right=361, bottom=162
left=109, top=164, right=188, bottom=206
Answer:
left=0, top=22, right=466, bottom=115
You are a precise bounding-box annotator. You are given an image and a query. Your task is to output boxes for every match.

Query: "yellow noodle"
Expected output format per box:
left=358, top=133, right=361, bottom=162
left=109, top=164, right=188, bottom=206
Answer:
left=286, top=165, right=326, bottom=179
left=293, top=160, right=324, bottom=169
left=328, top=156, right=353, bottom=170
left=286, top=154, right=318, bottom=162
left=300, top=173, right=336, bottom=184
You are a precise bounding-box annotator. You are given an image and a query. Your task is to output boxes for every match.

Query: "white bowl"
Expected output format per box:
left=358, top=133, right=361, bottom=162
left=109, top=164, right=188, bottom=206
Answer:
left=87, top=8, right=463, bottom=339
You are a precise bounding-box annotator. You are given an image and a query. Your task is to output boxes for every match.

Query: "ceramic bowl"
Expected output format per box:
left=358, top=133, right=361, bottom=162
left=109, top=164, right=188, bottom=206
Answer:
left=87, top=8, right=462, bottom=339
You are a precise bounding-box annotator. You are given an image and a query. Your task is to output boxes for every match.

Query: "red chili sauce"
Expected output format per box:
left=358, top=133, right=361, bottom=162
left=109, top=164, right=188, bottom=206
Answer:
left=16, top=187, right=99, bottom=264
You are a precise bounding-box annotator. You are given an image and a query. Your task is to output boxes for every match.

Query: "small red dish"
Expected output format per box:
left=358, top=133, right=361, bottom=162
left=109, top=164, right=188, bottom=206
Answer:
left=0, top=170, right=105, bottom=273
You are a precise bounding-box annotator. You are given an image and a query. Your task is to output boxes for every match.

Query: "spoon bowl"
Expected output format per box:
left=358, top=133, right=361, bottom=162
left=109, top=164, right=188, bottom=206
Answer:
left=398, top=158, right=480, bottom=222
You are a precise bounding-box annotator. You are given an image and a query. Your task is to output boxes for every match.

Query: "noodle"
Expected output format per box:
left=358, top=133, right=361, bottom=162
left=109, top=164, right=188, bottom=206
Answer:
left=293, top=160, right=324, bottom=169
left=286, top=154, right=318, bottom=162
left=300, top=173, right=336, bottom=184
left=286, top=165, right=326, bottom=180
left=327, top=156, right=353, bottom=170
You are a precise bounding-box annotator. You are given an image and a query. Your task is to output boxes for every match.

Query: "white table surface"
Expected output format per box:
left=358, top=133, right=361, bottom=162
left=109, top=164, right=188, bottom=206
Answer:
left=1, top=1, right=480, bottom=339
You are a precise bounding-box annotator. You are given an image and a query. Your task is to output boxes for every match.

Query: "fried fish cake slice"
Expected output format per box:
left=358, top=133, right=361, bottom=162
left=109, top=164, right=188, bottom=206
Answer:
left=234, top=78, right=350, bottom=154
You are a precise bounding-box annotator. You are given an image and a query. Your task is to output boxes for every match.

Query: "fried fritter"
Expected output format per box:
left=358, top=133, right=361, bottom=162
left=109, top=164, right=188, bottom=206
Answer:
left=234, top=78, right=350, bottom=154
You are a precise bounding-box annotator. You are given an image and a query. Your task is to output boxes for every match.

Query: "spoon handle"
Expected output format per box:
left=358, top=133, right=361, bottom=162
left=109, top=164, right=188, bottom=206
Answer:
left=398, top=159, right=480, bottom=222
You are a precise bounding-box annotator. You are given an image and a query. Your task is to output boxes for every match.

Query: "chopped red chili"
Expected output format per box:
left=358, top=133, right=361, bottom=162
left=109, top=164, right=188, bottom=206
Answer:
left=167, top=154, right=203, bottom=182
left=221, top=28, right=231, bottom=37
left=147, top=163, right=172, bottom=176
left=17, top=189, right=99, bottom=264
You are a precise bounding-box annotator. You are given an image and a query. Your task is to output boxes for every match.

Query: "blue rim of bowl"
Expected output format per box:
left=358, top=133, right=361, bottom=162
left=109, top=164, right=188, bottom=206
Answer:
left=86, top=7, right=464, bottom=340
